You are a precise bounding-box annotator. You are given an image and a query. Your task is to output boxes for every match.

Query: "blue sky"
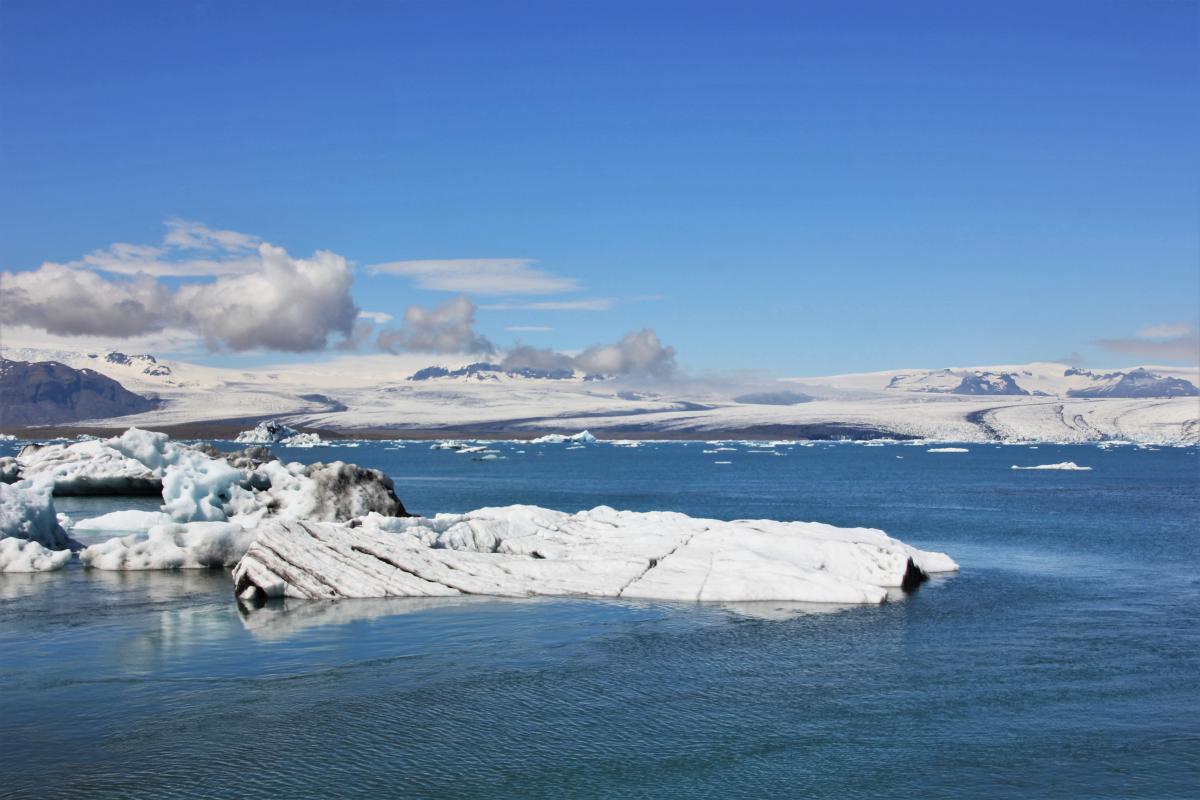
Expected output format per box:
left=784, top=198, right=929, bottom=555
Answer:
left=1, top=0, right=1197, bottom=374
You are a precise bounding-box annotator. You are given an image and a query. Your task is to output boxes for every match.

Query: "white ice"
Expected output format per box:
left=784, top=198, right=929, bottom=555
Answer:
left=927, top=447, right=970, bottom=453
left=0, top=537, right=73, bottom=573
left=80, top=521, right=257, bottom=570
left=0, top=480, right=76, bottom=550
left=232, top=505, right=958, bottom=605
left=1011, top=462, right=1093, bottom=471
left=529, top=430, right=598, bottom=444
left=72, top=509, right=174, bottom=531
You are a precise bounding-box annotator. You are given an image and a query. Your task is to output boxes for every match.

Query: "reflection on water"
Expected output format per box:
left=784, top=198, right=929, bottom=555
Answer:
left=1, top=442, right=1197, bottom=799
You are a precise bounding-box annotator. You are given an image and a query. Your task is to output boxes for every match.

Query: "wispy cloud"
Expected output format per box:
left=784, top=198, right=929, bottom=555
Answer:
left=506, top=325, right=553, bottom=332
left=1096, top=323, right=1199, bottom=363
left=369, top=258, right=578, bottom=295
left=482, top=298, right=616, bottom=311
left=1136, top=322, right=1194, bottom=340
left=54, top=219, right=266, bottom=278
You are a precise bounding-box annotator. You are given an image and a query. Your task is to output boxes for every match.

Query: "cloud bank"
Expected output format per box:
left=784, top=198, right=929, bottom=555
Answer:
left=1097, top=323, right=1199, bottom=363
left=2, top=224, right=359, bottom=352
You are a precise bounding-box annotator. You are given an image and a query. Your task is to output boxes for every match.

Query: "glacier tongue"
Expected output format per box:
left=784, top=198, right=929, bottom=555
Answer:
left=232, top=505, right=958, bottom=605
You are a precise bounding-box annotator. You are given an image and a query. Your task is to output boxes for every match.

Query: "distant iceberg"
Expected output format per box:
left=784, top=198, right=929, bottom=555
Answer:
left=232, top=505, right=958, bottom=605
left=235, top=420, right=323, bottom=447
left=1011, top=462, right=1092, bottom=471
left=530, top=430, right=598, bottom=444
left=927, top=447, right=970, bottom=453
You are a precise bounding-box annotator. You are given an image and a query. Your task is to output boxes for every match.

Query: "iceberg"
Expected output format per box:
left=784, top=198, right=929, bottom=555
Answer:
left=1011, top=462, right=1092, bottom=471
left=234, top=420, right=299, bottom=444
left=232, top=505, right=958, bottom=605
left=529, top=430, right=598, bottom=444
left=927, top=447, right=970, bottom=453
left=1, top=480, right=78, bottom=550
left=13, top=439, right=161, bottom=495
left=80, top=522, right=257, bottom=570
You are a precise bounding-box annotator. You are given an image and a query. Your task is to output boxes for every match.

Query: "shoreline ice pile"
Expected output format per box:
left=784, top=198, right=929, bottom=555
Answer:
left=0, top=428, right=403, bottom=573
left=232, top=506, right=957, bottom=605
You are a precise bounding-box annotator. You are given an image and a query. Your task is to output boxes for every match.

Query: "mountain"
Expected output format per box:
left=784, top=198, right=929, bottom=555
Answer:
left=1, top=349, right=1196, bottom=443
left=1064, top=368, right=1199, bottom=399
left=0, top=358, right=159, bottom=426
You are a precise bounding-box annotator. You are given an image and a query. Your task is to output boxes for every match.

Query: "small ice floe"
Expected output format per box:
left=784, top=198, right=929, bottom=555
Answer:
left=609, top=440, right=641, bottom=448
left=430, top=440, right=465, bottom=451
left=1011, top=462, right=1092, bottom=471
left=713, top=460, right=732, bottom=465
left=927, top=447, right=970, bottom=453
left=456, top=445, right=489, bottom=454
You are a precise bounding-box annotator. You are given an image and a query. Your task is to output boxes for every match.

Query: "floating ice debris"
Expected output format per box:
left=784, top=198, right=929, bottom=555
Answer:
left=713, top=461, right=732, bottom=465
left=1011, top=462, right=1092, bottom=471
left=927, top=447, right=970, bottom=453
left=235, top=420, right=298, bottom=444
left=232, top=506, right=958, bottom=605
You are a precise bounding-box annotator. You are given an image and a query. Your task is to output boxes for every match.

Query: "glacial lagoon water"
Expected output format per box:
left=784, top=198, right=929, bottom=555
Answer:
left=1, top=440, right=1198, bottom=799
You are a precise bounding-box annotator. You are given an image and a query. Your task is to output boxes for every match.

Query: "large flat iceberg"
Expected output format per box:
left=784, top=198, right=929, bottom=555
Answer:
left=232, top=505, right=957, bottom=605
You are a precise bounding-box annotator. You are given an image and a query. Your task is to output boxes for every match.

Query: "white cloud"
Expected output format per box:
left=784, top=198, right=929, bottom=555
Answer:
left=162, top=219, right=261, bottom=252
left=369, top=258, right=578, bottom=296
left=377, top=295, right=494, bottom=355
left=48, top=219, right=267, bottom=278
left=482, top=298, right=616, bottom=311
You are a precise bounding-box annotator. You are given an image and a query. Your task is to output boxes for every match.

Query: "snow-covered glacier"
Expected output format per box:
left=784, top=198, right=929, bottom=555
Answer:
left=232, top=505, right=958, bottom=605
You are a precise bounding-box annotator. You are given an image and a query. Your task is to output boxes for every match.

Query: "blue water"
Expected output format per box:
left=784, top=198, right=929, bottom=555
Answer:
left=1, top=440, right=1198, bottom=799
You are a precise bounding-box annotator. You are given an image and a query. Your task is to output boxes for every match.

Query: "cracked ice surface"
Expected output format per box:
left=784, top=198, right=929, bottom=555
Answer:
left=233, top=505, right=958, bottom=605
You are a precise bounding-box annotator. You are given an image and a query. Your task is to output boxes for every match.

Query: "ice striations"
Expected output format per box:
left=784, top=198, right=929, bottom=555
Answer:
left=232, top=505, right=958, bottom=605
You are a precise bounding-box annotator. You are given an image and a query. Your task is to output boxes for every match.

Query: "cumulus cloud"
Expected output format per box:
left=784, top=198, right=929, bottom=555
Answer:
left=496, top=328, right=678, bottom=378
left=2, top=234, right=360, bottom=352
left=1096, top=323, right=1199, bottom=363
left=175, top=245, right=358, bottom=352
left=370, top=258, right=578, bottom=295
left=501, top=345, right=577, bottom=372
left=574, top=329, right=678, bottom=378
left=377, top=295, right=495, bottom=355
